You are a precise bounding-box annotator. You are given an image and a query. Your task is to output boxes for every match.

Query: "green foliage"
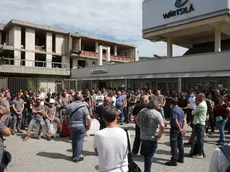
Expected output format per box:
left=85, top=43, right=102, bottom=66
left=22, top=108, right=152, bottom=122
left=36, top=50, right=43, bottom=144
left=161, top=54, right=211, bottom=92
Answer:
left=27, top=79, right=37, bottom=92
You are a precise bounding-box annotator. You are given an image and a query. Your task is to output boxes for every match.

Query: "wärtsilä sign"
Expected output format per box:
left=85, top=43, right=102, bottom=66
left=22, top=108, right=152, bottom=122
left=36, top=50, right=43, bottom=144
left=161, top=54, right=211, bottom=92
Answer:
left=163, top=0, right=195, bottom=19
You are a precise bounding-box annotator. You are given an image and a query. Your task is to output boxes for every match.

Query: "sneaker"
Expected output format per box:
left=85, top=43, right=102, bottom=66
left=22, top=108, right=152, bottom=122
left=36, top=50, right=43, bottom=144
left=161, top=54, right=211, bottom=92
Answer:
left=37, top=135, right=41, bottom=140
left=47, top=136, right=51, bottom=141
left=193, top=155, right=204, bottom=159
left=23, top=136, right=29, bottom=141
left=184, top=142, right=191, bottom=146
left=165, top=161, right=177, bottom=166
left=73, top=157, right=84, bottom=163
left=216, top=142, right=225, bottom=146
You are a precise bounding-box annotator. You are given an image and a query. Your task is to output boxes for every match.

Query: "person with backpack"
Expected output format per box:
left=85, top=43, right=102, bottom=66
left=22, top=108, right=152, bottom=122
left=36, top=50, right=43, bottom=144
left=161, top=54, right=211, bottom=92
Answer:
left=66, top=94, right=91, bottom=162
left=209, top=144, right=230, bottom=172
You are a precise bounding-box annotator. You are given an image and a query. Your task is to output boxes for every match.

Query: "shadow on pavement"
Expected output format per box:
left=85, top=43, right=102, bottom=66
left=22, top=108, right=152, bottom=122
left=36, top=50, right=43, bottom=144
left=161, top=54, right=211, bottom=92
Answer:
left=36, top=152, right=72, bottom=162
left=66, top=149, right=96, bottom=156
left=155, top=149, right=171, bottom=155
left=133, top=155, right=168, bottom=165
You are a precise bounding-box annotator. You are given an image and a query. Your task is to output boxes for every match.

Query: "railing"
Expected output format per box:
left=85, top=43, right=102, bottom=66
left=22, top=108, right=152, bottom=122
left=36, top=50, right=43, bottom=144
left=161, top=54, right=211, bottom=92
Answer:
left=80, top=51, right=135, bottom=62
left=1, top=58, right=69, bottom=69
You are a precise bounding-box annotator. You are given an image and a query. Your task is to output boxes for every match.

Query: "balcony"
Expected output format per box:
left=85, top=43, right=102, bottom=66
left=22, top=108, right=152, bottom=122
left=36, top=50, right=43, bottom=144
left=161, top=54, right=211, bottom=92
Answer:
left=79, top=51, right=135, bottom=62
left=0, top=58, right=70, bottom=76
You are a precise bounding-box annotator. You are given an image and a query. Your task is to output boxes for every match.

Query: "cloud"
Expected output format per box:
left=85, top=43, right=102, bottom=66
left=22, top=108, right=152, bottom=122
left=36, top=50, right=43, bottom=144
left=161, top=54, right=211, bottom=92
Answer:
left=0, top=0, right=187, bottom=56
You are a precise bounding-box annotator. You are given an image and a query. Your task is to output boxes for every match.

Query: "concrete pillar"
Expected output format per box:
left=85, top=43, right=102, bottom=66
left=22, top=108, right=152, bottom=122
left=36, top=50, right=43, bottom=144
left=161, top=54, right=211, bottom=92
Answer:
left=178, top=78, right=182, bottom=93
left=25, top=28, right=35, bottom=67
left=215, top=28, right=221, bottom=52
left=167, top=37, right=173, bottom=57
left=10, top=26, right=22, bottom=66
left=106, top=47, right=111, bottom=62
left=114, top=45, right=117, bottom=56
left=134, top=48, right=139, bottom=61
left=95, top=41, right=99, bottom=53
left=98, top=45, right=103, bottom=66
left=62, top=56, right=69, bottom=69
left=46, top=32, right=52, bottom=68
left=78, top=38, right=81, bottom=52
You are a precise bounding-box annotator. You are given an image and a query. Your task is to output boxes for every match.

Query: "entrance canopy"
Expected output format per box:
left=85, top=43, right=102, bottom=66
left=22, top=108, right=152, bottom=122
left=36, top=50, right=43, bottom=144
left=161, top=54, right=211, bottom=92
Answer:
left=143, top=0, right=230, bottom=49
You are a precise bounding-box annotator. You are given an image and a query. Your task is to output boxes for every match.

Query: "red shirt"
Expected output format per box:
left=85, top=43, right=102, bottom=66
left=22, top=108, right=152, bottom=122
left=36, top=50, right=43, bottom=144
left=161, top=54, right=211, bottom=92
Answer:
left=214, top=104, right=228, bottom=119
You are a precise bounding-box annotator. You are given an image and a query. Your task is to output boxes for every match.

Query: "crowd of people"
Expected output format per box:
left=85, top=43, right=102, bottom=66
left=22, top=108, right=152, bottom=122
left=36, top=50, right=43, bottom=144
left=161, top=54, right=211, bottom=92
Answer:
left=0, top=87, right=229, bottom=171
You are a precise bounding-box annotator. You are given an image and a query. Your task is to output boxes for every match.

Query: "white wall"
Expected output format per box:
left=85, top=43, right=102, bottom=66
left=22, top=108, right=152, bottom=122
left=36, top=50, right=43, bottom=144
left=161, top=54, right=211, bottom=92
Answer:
left=8, top=28, right=14, bottom=46
left=56, top=34, right=65, bottom=54
left=8, top=26, right=22, bottom=66
left=39, top=79, right=56, bottom=93
left=62, top=56, right=69, bottom=68
left=46, top=32, right=52, bottom=68
left=25, top=28, right=35, bottom=67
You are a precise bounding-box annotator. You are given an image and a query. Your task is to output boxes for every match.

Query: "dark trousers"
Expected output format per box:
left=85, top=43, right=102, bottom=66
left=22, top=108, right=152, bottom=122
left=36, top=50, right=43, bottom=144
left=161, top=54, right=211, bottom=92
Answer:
left=70, top=126, right=85, bottom=160
left=170, top=128, right=184, bottom=161
left=0, top=148, right=4, bottom=172
left=206, top=112, right=215, bottom=133
left=142, top=140, right=158, bottom=172
left=132, top=123, right=144, bottom=155
left=194, top=124, right=205, bottom=155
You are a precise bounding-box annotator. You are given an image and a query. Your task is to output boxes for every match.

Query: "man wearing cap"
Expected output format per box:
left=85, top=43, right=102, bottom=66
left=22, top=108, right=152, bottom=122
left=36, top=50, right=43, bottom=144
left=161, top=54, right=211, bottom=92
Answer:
left=44, top=99, right=62, bottom=141
left=12, top=92, right=24, bottom=134
left=23, top=99, right=45, bottom=141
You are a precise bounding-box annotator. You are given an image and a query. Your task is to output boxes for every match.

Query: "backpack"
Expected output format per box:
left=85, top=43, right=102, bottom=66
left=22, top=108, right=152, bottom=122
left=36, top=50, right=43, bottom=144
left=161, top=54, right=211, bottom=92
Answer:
left=219, top=145, right=230, bottom=172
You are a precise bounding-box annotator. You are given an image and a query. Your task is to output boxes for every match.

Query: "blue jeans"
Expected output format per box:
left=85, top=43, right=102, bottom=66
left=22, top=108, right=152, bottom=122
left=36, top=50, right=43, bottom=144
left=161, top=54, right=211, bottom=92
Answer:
left=218, top=119, right=228, bottom=143
left=117, top=106, right=124, bottom=123
left=142, top=140, right=158, bottom=172
left=70, top=126, right=85, bottom=160
left=194, top=124, right=205, bottom=155
left=158, top=107, right=165, bottom=120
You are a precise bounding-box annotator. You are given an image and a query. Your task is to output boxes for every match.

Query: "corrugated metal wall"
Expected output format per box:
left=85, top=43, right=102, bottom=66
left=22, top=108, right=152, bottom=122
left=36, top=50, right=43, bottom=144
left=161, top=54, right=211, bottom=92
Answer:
left=0, top=77, right=8, bottom=89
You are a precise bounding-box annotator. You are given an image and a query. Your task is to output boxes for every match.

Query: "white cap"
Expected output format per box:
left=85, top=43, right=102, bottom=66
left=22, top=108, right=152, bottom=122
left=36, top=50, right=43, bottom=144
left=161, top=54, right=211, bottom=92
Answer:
left=49, top=99, right=55, bottom=104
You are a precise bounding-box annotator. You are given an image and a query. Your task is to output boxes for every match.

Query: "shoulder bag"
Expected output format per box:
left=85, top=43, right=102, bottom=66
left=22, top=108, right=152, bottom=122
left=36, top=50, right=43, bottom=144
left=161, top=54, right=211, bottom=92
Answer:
left=125, top=129, right=141, bottom=172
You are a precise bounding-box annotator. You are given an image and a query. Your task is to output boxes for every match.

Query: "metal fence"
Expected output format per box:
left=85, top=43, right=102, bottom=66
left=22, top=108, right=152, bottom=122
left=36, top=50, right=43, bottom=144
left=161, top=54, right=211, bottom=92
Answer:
left=0, top=77, right=77, bottom=95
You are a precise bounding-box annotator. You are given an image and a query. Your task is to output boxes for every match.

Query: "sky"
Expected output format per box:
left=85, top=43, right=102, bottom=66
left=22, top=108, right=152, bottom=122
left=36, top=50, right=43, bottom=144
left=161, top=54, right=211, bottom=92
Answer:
left=0, top=0, right=187, bottom=57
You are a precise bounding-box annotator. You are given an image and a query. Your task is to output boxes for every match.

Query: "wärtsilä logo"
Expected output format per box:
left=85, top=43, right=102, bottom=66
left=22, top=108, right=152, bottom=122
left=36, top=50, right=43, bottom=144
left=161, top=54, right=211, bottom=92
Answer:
left=163, top=0, right=194, bottom=19
left=175, top=0, right=189, bottom=8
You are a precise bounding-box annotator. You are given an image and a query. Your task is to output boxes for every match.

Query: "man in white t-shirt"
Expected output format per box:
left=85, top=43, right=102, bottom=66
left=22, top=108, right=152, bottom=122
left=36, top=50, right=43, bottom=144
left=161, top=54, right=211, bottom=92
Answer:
left=94, top=106, right=128, bottom=172
left=209, top=144, right=230, bottom=172
left=188, top=93, right=197, bottom=110
left=96, top=91, right=104, bottom=107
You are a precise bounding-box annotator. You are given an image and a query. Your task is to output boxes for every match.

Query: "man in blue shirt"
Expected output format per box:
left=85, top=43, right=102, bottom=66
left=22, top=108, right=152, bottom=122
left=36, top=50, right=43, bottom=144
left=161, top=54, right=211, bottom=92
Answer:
left=165, top=98, right=186, bottom=166
left=116, top=91, right=125, bottom=125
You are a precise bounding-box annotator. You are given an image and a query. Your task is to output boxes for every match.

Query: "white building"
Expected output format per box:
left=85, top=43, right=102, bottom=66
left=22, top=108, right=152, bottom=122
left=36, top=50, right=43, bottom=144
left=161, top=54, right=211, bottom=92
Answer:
left=71, top=0, right=230, bottom=92
left=0, top=19, right=138, bottom=93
